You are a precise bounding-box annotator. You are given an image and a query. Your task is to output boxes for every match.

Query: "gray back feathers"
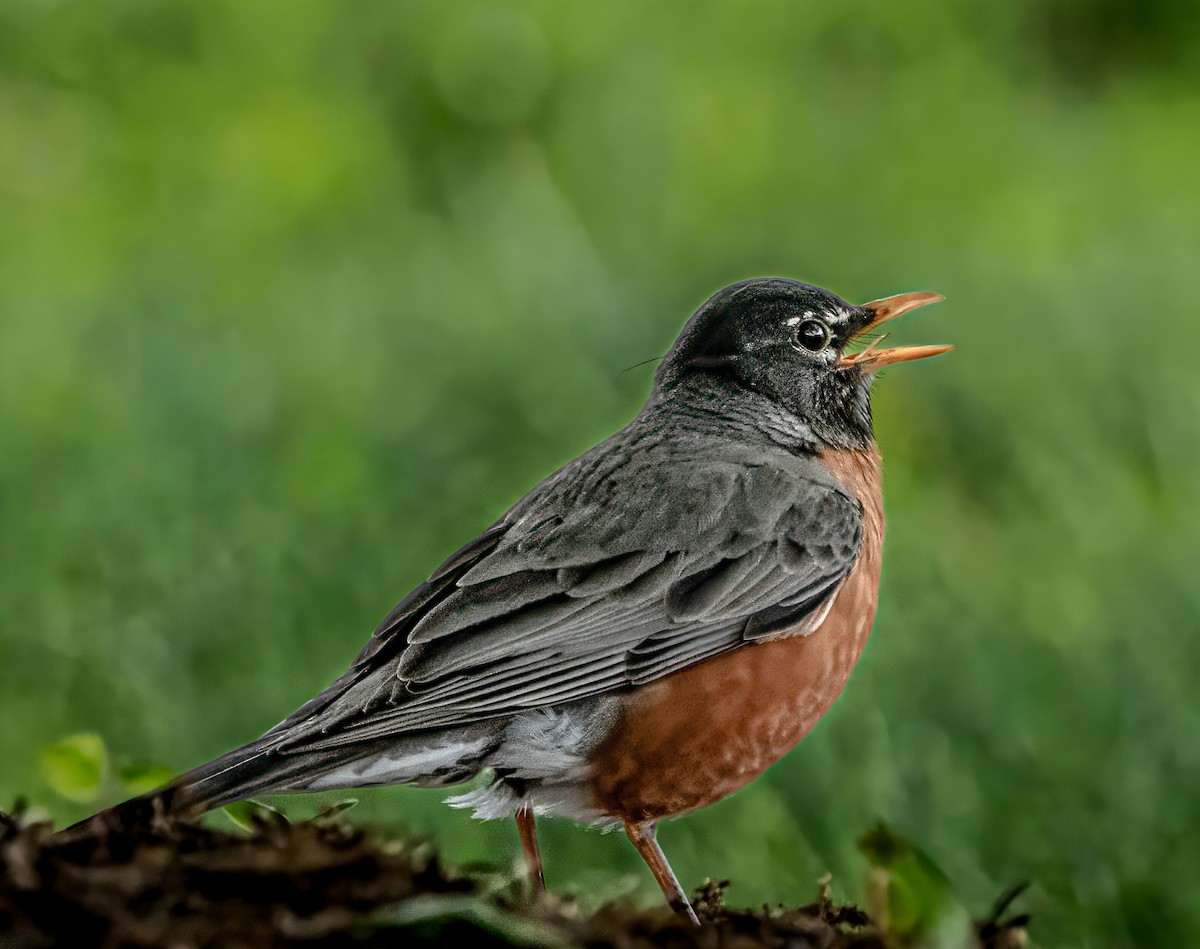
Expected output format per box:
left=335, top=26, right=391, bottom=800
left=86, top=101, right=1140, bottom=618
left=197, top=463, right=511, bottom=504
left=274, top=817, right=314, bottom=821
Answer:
left=273, top=411, right=864, bottom=755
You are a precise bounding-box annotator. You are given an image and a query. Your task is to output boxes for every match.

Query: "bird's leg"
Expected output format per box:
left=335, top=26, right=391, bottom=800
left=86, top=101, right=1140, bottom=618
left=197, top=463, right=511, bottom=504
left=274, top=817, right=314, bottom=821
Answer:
left=515, top=804, right=545, bottom=895
left=624, top=820, right=700, bottom=926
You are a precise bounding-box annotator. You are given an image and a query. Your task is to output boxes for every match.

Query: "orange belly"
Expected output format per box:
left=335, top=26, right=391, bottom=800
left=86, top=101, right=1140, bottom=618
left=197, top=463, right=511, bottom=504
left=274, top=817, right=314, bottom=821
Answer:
left=588, top=445, right=884, bottom=823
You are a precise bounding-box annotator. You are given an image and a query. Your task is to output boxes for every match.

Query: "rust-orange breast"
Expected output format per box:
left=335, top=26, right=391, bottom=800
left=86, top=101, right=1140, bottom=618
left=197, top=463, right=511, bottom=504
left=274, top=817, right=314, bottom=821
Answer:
left=588, top=444, right=885, bottom=823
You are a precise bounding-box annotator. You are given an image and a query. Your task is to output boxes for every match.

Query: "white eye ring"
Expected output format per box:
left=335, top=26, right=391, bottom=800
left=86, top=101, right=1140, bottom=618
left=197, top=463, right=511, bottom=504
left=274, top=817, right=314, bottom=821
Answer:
left=791, top=318, right=831, bottom=353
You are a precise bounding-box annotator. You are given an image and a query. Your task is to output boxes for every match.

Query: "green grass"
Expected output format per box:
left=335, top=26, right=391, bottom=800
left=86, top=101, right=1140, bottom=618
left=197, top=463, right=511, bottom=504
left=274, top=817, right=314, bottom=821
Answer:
left=2, top=2, right=1198, bottom=946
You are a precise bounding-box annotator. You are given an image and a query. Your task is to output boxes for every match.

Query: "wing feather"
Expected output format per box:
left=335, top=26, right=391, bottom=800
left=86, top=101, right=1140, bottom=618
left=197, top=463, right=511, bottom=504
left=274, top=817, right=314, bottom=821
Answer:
left=276, top=438, right=865, bottom=756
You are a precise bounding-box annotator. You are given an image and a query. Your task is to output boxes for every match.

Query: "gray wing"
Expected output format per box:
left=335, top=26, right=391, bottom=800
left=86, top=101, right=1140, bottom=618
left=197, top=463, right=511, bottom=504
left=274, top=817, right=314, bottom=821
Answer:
left=280, top=433, right=864, bottom=751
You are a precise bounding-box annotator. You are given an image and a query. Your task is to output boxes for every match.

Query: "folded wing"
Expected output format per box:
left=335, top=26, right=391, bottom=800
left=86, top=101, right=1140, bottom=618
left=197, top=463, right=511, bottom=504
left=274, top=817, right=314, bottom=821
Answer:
left=274, top=437, right=864, bottom=754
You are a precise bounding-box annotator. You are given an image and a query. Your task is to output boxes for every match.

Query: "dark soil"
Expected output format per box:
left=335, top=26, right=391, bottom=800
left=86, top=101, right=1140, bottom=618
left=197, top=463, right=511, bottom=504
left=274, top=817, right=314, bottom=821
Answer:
left=0, top=806, right=1027, bottom=949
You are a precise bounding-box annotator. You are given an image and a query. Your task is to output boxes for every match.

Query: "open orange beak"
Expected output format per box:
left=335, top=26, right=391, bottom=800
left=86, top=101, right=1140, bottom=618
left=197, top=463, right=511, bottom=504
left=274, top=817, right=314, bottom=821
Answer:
left=839, top=290, right=951, bottom=371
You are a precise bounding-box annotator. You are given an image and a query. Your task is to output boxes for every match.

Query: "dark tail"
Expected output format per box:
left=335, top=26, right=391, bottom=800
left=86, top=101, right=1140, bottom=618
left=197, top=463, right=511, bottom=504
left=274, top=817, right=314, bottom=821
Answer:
left=57, top=731, right=326, bottom=841
left=55, top=661, right=382, bottom=841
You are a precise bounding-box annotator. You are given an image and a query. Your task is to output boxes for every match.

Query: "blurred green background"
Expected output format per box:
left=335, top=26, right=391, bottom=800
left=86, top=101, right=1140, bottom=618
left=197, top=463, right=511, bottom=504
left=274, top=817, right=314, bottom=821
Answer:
left=2, top=1, right=1198, bottom=945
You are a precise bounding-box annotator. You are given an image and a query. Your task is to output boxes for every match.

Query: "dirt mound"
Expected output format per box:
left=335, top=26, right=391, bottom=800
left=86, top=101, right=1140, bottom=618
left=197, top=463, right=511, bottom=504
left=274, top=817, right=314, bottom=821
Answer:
left=0, top=806, right=1026, bottom=948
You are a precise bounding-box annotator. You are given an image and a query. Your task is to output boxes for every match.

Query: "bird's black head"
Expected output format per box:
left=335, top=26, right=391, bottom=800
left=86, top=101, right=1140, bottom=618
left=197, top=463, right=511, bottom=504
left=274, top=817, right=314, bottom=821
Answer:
left=655, top=278, right=949, bottom=450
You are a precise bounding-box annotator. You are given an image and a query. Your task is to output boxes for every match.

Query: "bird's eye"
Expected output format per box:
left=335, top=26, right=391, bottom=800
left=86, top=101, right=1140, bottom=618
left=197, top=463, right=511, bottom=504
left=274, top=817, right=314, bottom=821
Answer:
left=791, top=319, right=831, bottom=353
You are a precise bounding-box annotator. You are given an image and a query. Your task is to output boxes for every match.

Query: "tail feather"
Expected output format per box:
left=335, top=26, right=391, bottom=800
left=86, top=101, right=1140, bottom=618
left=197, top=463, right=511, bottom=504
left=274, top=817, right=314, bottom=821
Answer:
left=56, top=708, right=506, bottom=842
left=56, top=732, right=327, bottom=840
left=159, top=736, right=295, bottom=815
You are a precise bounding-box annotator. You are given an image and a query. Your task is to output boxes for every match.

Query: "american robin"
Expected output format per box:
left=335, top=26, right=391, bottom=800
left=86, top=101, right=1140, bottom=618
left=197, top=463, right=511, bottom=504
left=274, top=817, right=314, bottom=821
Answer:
left=70, top=279, right=948, bottom=924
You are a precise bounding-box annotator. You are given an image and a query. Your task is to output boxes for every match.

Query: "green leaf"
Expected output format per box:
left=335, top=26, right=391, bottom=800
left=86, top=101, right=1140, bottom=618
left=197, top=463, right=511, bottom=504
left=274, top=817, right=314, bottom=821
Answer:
left=858, top=823, right=974, bottom=949
left=314, top=798, right=359, bottom=822
left=223, top=798, right=289, bottom=832
left=39, top=733, right=108, bottom=804
left=118, top=762, right=175, bottom=796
